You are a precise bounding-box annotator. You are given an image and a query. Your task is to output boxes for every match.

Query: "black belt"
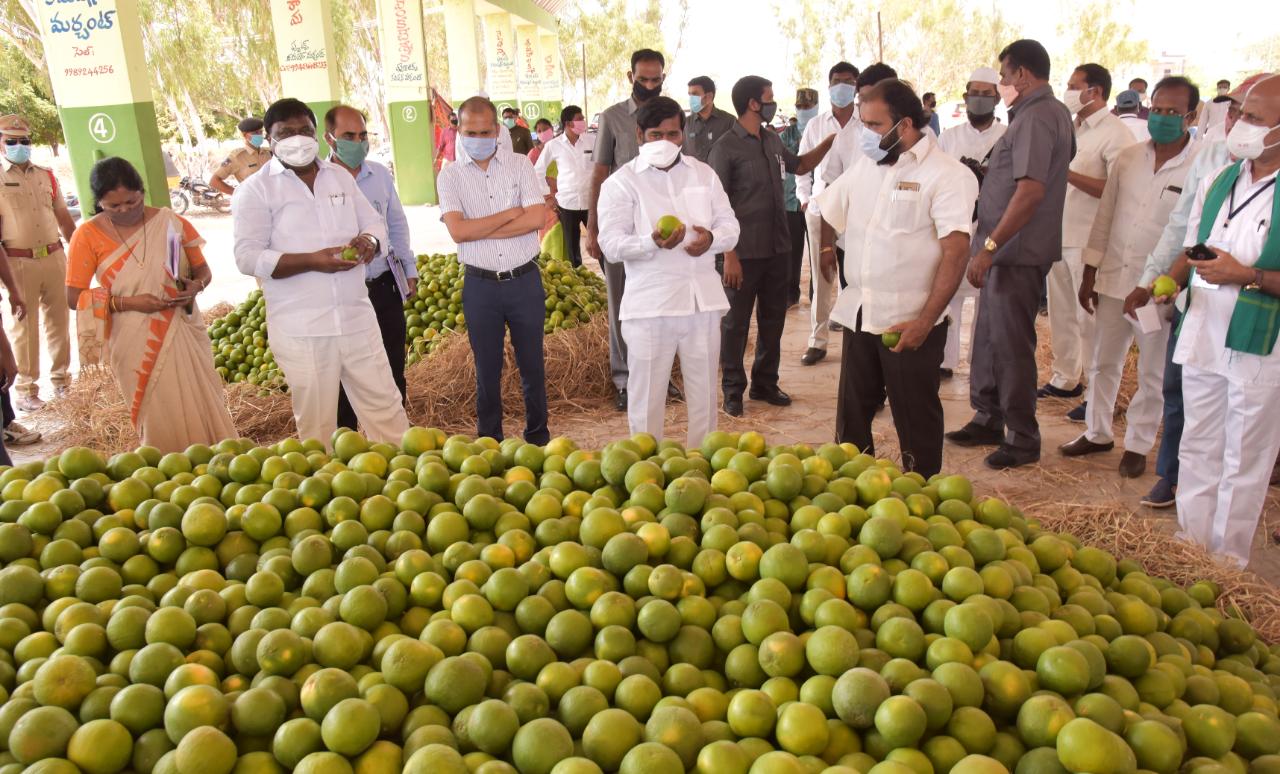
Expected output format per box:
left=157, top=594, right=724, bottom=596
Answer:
left=366, top=271, right=396, bottom=287
left=464, top=259, right=538, bottom=282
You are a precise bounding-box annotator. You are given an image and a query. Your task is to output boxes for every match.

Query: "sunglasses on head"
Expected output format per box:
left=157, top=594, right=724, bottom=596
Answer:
left=3, top=138, right=31, bottom=146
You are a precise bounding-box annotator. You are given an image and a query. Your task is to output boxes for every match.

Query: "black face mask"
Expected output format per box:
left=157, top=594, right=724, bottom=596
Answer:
left=878, top=127, right=903, bottom=166
left=107, top=201, right=145, bottom=226
left=758, top=101, right=778, bottom=123
left=633, top=80, right=662, bottom=102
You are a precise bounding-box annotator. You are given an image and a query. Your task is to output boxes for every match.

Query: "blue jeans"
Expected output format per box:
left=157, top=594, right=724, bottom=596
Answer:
left=461, top=264, right=549, bottom=445
left=1155, top=309, right=1183, bottom=484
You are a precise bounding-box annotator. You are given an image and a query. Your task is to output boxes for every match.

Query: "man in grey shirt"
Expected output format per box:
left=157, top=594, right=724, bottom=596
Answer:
left=709, top=75, right=833, bottom=417
left=684, top=76, right=737, bottom=161
left=945, top=39, right=1076, bottom=469
left=586, top=48, right=670, bottom=411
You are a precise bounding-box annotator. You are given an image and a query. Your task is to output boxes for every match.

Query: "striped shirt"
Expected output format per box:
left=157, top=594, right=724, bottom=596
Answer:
left=437, top=148, right=543, bottom=272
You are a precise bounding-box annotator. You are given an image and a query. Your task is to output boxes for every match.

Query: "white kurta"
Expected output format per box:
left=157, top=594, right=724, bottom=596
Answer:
left=1174, top=160, right=1280, bottom=565
left=798, top=111, right=860, bottom=351
left=597, top=152, right=740, bottom=448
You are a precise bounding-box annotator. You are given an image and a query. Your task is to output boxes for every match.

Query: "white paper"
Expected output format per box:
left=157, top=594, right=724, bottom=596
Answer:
left=166, top=225, right=181, bottom=280
left=1134, top=303, right=1163, bottom=335
left=387, top=253, right=413, bottom=301
left=1190, top=270, right=1220, bottom=291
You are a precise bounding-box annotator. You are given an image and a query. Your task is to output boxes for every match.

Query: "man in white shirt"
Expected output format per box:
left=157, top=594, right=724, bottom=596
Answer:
left=232, top=98, right=407, bottom=448
left=1062, top=77, right=1203, bottom=479
left=1165, top=74, right=1280, bottom=567
left=534, top=104, right=595, bottom=267
left=438, top=96, right=549, bottom=445
left=796, top=61, right=860, bottom=366
left=816, top=80, right=978, bottom=477
left=1197, top=79, right=1233, bottom=139
left=1042, top=63, right=1135, bottom=410
left=1114, top=90, right=1150, bottom=143
left=1124, top=73, right=1264, bottom=510
left=937, top=67, right=1007, bottom=378
left=598, top=97, right=741, bottom=447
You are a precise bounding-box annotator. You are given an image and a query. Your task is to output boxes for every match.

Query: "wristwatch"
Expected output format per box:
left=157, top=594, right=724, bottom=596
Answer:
left=1245, top=269, right=1264, bottom=291
left=984, top=237, right=999, bottom=253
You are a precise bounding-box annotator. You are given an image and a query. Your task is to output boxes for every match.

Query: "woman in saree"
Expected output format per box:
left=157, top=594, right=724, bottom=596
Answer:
left=65, top=157, right=236, bottom=452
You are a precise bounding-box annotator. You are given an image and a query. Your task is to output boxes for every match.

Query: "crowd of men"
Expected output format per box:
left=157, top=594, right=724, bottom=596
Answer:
left=2, top=37, right=1278, bottom=569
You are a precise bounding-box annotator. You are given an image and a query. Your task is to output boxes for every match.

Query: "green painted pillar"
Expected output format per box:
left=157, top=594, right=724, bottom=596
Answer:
left=443, top=0, right=483, bottom=105
left=539, top=29, right=564, bottom=122
left=269, top=0, right=341, bottom=152
left=376, top=0, right=437, bottom=205
left=34, top=1, right=167, bottom=210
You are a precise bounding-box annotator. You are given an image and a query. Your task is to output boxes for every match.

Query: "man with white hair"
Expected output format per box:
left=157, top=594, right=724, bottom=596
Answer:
left=937, top=67, right=1007, bottom=378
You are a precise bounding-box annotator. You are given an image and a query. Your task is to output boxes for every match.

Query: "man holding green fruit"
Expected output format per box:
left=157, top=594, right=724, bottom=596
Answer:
left=323, top=105, right=416, bottom=435
left=816, top=79, right=977, bottom=477
left=1062, top=76, right=1203, bottom=480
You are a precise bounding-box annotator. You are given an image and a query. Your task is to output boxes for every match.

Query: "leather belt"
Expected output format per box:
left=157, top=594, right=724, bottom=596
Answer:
left=5, top=241, right=62, bottom=258
left=464, top=259, right=539, bottom=282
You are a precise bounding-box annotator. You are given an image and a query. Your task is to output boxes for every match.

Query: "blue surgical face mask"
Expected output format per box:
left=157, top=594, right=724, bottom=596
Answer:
left=249, top=133, right=265, bottom=148
left=3, top=142, right=32, bottom=165
left=333, top=138, right=369, bottom=168
left=797, top=107, right=819, bottom=132
left=858, top=120, right=902, bottom=163
left=502, top=117, right=517, bottom=129
left=689, top=94, right=703, bottom=114
left=461, top=135, right=498, bottom=160
left=830, top=83, right=857, bottom=109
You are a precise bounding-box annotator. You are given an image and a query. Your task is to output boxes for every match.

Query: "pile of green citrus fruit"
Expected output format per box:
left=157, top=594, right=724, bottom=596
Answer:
left=208, top=253, right=607, bottom=387
left=0, top=430, right=1276, bottom=774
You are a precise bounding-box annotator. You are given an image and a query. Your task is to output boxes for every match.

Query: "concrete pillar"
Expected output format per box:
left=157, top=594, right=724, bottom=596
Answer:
left=376, top=0, right=437, bottom=204
left=268, top=0, right=341, bottom=149
left=443, top=0, right=483, bottom=104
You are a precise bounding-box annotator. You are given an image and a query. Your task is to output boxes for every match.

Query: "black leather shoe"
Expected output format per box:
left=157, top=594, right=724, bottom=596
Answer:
left=801, top=347, right=826, bottom=366
left=1118, top=451, right=1147, bottom=478
left=944, top=423, right=1004, bottom=447
left=667, top=382, right=683, bottom=401
left=828, top=321, right=844, bottom=332
left=985, top=445, right=1040, bottom=470
left=939, top=368, right=954, bottom=380
left=1059, top=435, right=1114, bottom=456
left=749, top=387, right=792, bottom=406
left=614, top=390, right=627, bottom=412
left=1038, top=383, right=1084, bottom=399
left=723, top=396, right=743, bottom=417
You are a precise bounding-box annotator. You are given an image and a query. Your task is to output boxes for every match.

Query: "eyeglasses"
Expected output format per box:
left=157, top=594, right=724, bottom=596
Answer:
left=2, top=138, right=32, bottom=146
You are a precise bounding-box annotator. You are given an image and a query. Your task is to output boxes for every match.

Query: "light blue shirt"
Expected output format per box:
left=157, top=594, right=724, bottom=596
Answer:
left=1140, top=139, right=1230, bottom=286
left=350, top=159, right=416, bottom=281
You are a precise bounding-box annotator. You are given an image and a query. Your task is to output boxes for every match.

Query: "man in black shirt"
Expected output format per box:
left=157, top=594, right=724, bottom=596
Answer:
left=708, top=75, right=835, bottom=416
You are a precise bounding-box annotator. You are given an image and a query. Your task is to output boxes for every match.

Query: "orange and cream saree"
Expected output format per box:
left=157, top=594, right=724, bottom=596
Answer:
left=67, top=208, right=236, bottom=452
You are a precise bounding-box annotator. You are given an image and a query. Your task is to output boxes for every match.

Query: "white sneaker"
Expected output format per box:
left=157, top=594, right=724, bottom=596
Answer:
left=3, top=421, right=41, bottom=446
left=14, top=394, right=44, bottom=412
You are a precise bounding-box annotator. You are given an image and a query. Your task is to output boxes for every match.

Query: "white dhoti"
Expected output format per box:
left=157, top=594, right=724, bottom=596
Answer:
left=622, top=310, right=722, bottom=449
left=805, top=210, right=837, bottom=351
left=1083, top=295, right=1168, bottom=453
left=943, top=278, right=980, bottom=371
left=1046, top=247, right=1097, bottom=389
left=271, top=330, right=410, bottom=448
left=1176, top=364, right=1280, bottom=565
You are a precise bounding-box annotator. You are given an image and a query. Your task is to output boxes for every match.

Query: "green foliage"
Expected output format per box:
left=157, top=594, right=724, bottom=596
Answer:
left=0, top=38, right=61, bottom=147
left=1055, top=0, right=1149, bottom=83
left=558, top=0, right=667, bottom=109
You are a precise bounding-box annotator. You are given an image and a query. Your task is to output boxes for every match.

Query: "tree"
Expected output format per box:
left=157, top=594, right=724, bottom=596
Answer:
left=0, top=38, right=62, bottom=151
left=558, top=0, right=669, bottom=111
left=1246, top=33, right=1280, bottom=73
left=1054, top=0, right=1149, bottom=82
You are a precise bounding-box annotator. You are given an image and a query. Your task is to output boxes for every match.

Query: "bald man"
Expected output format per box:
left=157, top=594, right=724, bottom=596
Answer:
left=1166, top=74, right=1280, bottom=567
left=322, top=105, right=416, bottom=433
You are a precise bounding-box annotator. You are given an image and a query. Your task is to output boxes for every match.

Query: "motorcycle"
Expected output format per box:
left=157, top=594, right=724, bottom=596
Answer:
left=169, top=176, right=229, bottom=215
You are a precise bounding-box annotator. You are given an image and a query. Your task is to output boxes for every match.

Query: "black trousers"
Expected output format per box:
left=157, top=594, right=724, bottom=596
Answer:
left=338, top=273, right=407, bottom=433
left=557, top=208, right=588, bottom=268
left=786, top=210, right=806, bottom=306
left=462, top=265, right=549, bottom=444
left=721, top=255, right=788, bottom=399
left=837, top=319, right=948, bottom=478
left=969, top=263, right=1049, bottom=454
left=0, top=390, right=11, bottom=466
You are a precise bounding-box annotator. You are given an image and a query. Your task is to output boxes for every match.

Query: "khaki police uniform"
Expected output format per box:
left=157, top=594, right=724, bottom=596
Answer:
left=0, top=153, right=72, bottom=398
left=213, top=146, right=272, bottom=184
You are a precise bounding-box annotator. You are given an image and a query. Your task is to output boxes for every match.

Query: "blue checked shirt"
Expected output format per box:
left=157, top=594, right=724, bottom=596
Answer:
left=351, top=159, right=416, bottom=281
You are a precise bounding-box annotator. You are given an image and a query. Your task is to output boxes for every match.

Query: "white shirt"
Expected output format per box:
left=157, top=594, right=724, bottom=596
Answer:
left=1199, top=99, right=1232, bottom=135
left=1175, top=161, right=1280, bottom=385
left=937, top=120, right=1007, bottom=163
left=597, top=153, right=740, bottom=320
left=534, top=132, right=596, bottom=211
left=815, top=134, right=978, bottom=334
left=821, top=117, right=866, bottom=188
left=437, top=148, right=544, bottom=272
left=1140, top=139, right=1231, bottom=287
left=232, top=157, right=388, bottom=338
left=1084, top=138, right=1201, bottom=298
left=796, top=110, right=858, bottom=217
left=1064, top=109, right=1138, bottom=247
left=1118, top=113, right=1150, bottom=143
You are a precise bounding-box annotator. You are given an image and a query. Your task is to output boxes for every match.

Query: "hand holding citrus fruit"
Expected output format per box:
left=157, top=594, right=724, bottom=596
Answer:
left=1152, top=274, right=1177, bottom=299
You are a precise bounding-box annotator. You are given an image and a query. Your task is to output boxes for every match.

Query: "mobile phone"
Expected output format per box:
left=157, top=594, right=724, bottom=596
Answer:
left=1186, top=243, right=1216, bottom=262
left=175, top=278, right=194, bottom=314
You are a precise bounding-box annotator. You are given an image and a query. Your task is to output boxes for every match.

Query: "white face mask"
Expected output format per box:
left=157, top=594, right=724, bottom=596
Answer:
left=1226, top=120, right=1280, bottom=161
left=638, top=139, right=681, bottom=168
left=273, top=135, right=319, bottom=167
left=1063, top=89, right=1091, bottom=115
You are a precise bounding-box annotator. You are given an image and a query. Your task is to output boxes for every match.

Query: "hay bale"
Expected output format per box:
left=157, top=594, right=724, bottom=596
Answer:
left=202, top=302, right=235, bottom=325
left=404, top=315, right=613, bottom=434
left=1032, top=501, right=1280, bottom=643
left=45, top=367, right=140, bottom=454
